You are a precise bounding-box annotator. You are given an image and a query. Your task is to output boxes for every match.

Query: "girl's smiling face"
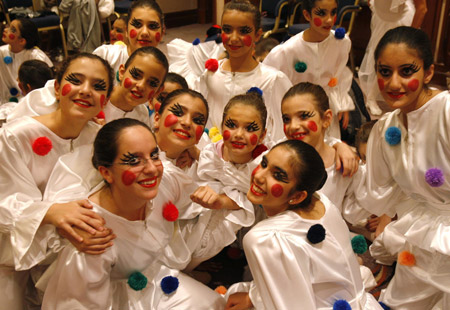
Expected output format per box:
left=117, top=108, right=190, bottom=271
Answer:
left=128, top=8, right=163, bottom=51
left=2, top=20, right=24, bottom=46
left=222, top=103, right=266, bottom=164
left=376, top=43, right=434, bottom=113
left=282, top=93, right=331, bottom=148
left=303, top=0, right=338, bottom=41
left=110, top=18, right=127, bottom=44
left=55, top=57, right=110, bottom=121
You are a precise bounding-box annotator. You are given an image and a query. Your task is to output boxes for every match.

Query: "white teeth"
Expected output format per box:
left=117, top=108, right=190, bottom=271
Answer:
left=75, top=100, right=90, bottom=107
left=252, top=184, right=265, bottom=194
left=131, top=91, right=142, bottom=98
left=175, top=130, right=189, bottom=138
left=140, top=179, right=155, bottom=185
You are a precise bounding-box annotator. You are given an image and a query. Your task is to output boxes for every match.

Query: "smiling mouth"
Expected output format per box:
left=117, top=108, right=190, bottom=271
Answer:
left=291, top=132, right=306, bottom=140
left=228, top=45, right=240, bottom=50
left=137, top=40, right=151, bottom=45
left=130, top=90, right=143, bottom=99
left=231, top=141, right=246, bottom=149
left=250, top=183, right=265, bottom=196
left=73, top=99, right=93, bottom=108
left=173, top=129, right=191, bottom=140
left=138, top=177, right=157, bottom=188
left=387, top=92, right=405, bottom=99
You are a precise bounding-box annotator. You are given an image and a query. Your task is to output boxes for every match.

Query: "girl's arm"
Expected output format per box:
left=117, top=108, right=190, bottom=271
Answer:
left=411, top=0, right=428, bottom=29
left=190, top=185, right=240, bottom=210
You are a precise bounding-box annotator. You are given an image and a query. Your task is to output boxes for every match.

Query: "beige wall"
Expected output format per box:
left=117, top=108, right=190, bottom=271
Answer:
left=215, top=0, right=224, bottom=24
left=158, top=0, right=197, bottom=13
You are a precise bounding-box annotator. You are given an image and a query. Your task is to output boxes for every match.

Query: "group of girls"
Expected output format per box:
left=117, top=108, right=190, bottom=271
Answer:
left=0, top=0, right=449, bottom=309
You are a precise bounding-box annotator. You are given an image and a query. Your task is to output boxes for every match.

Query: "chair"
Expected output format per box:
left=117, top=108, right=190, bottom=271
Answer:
left=0, top=0, right=68, bottom=58
left=114, top=0, right=132, bottom=16
left=260, top=0, right=290, bottom=39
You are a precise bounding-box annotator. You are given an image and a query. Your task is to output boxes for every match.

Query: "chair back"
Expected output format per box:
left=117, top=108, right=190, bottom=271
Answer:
left=3, top=0, right=34, bottom=10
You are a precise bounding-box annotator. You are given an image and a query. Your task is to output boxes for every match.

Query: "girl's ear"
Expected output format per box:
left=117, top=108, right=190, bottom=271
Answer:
left=153, top=111, right=161, bottom=130
left=98, top=166, right=114, bottom=184
left=303, top=9, right=311, bottom=22
left=322, top=109, right=333, bottom=129
left=54, top=79, right=61, bottom=102
left=423, top=64, right=435, bottom=85
left=289, top=190, right=308, bottom=205
left=118, top=64, right=126, bottom=83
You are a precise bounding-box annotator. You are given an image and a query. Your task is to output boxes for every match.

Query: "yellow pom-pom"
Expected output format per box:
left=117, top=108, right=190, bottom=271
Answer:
left=211, top=134, right=223, bottom=143
left=215, top=285, right=227, bottom=295
left=209, top=126, right=220, bottom=139
left=398, top=250, right=416, bottom=266
left=114, top=40, right=126, bottom=46
left=328, top=77, right=338, bottom=87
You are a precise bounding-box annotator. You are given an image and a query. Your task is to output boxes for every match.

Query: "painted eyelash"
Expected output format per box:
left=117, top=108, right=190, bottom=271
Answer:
left=241, top=26, right=252, bottom=34
left=313, top=7, right=325, bottom=15
left=120, top=152, right=139, bottom=164
left=129, top=67, right=140, bottom=78
left=94, top=80, right=107, bottom=91
left=405, top=62, right=421, bottom=73
left=300, top=111, right=316, bottom=118
left=247, top=121, right=260, bottom=131
left=275, top=171, right=289, bottom=183
left=194, top=115, right=206, bottom=125
left=168, top=102, right=183, bottom=115
left=150, top=148, right=160, bottom=159
left=224, top=118, right=235, bottom=128
left=148, top=21, right=160, bottom=30
left=130, top=18, right=141, bottom=28
left=65, top=73, right=80, bottom=84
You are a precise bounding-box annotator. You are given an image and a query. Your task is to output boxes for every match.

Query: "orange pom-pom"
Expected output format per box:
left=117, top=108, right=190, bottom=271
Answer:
left=32, top=137, right=52, bottom=156
left=205, top=59, right=219, bottom=72
left=328, top=77, right=338, bottom=87
left=163, top=201, right=179, bottom=222
left=398, top=251, right=416, bottom=266
left=215, top=285, right=227, bottom=295
left=96, top=111, right=105, bottom=119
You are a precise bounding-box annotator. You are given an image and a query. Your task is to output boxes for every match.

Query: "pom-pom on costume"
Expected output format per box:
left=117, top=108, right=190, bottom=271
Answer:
left=307, top=224, right=326, bottom=244
left=163, top=201, right=179, bottom=222
left=128, top=271, right=148, bottom=291
left=32, top=136, right=53, bottom=156
left=161, top=276, right=179, bottom=295
left=205, top=58, right=219, bottom=72
left=351, top=235, right=368, bottom=254
left=384, top=126, right=401, bottom=145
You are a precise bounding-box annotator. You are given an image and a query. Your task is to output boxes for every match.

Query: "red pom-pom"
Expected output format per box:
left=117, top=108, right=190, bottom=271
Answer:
left=32, top=137, right=52, bottom=156
left=252, top=144, right=268, bottom=159
left=398, top=251, right=416, bottom=266
left=163, top=201, right=179, bottom=222
left=96, top=111, right=105, bottom=119
left=328, top=77, right=338, bottom=87
left=215, top=285, right=227, bottom=294
left=205, top=59, right=219, bottom=72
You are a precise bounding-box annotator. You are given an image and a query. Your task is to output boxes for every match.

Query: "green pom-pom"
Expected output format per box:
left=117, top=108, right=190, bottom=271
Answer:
left=294, top=61, right=307, bottom=73
left=116, top=70, right=120, bottom=82
left=9, top=97, right=19, bottom=103
left=127, top=271, right=148, bottom=291
left=351, top=235, right=367, bottom=254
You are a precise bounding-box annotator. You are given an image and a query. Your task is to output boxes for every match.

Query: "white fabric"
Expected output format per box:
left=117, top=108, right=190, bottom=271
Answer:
left=167, top=38, right=226, bottom=89
left=103, top=100, right=150, bottom=125
left=97, top=0, right=114, bottom=20
left=194, top=59, right=292, bottom=144
left=263, top=30, right=354, bottom=138
left=358, top=0, right=415, bottom=108
left=0, top=45, right=53, bottom=104
left=93, top=44, right=129, bottom=85
left=227, top=193, right=381, bottom=309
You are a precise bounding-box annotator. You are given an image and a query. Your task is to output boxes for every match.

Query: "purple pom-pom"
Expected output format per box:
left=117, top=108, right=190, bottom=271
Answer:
left=425, top=168, right=445, bottom=187
left=161, top=276, right=179, bottom=295
left=127, top=271, right=148, bottom=291
left=247, top=87, right=263, bottom=96
left=333, top=299, right=352, bottom=310
left=192, top=38, right=201, bottom=45
left=379, top=301, right=391, bottom=310
left=3, top=56, right=12, bottom=64
left=307, top=224, right=326, bottom=244
left=335, top=27, right=346, bottom=39
left=294, top=61, right=307, bottom=73
left=384, top=126, right=401, bottom=145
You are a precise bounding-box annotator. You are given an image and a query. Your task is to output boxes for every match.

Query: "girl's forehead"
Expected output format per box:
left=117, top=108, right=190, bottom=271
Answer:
left=222, top=10, right=255, bottom=26
left=130, top=7, right=161, bottom=22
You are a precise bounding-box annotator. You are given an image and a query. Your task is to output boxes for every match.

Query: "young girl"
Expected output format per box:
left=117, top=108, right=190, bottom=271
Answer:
left=359, top=26, right=450, bottom=309
left=41, top=118, right=224, bottom=309
left=0, top=53, right=113, bottom=310
left=263, top=0, right=354, bottom=139
left=194, top=0, right=292, bottom=143
left=110, top=15, right=128, bottom=45
left=94, top=0, right=165, bottom=80
left=186, top=92, right=266, bottom=270
left=225, top=140, right=381, bottom=309
left=0, top=18, right=53, bottom=103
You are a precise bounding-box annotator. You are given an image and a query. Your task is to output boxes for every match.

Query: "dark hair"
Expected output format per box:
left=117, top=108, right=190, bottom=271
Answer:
left=165, top=72, right=189, bottom=89
left=92, top=118, right=153, bottom=169
left=56, top=53, right=114, bottom=97
left=128, top=0, right=165, bottom=28
left=303, top=0, right=338, bottom=13
left=16, top=18, right=39, bottom=49
left=274, top=140, right=327, bottom=209
left=223, top=0, right=261, bottom=30
left=124, top=46, right=169, bottom=83
left=374, top=26, right=433, bottom=70
left=255, top=37, right=279, bottom=58
left=114, top=15, right=128, bottom=26
left=355, top=120, right=377, bottom=153
left=18, top=60, right=53, bottom=92
left=222, top=92, right=267, bottom=130
left=282, top=82, right=330, bottom=117
left=159, top=88, right=209, bottom=120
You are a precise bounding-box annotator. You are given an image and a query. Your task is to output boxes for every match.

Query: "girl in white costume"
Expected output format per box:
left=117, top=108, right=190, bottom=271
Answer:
left=263, top=0, right=354, bottom=139
left=93, top=0, right=165, bottom=83
left=358, top=26, right=450, bottom=309
left=225, top=140, right=382, bottom=310
left=188, top=92, right=266, bottom=269
left=358, top=0, right=427, bottom=115
left=0, top=18, right=53, bottom=104
left=194, top=0, right=292, bottom=143
left=0, top=53, right=114, bottom=310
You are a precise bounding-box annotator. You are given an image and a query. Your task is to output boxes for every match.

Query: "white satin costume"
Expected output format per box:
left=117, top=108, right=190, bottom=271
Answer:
left=194, top=59, right=292, bottom=143
left=0, top=116, right=99, bottom=310
left=93, top=43, right=129, bottom=85
left=225, top=192, right=382, bottom=310
left=356, top=91, right=450, bottom=309
left=263, top=30, right=354, bottom=139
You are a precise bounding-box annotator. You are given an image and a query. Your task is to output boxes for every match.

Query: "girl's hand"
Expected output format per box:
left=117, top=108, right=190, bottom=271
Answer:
left=366, top=214, right=381, bottom=232
left=338, top=111, right=350, bottom=130
left=225, top=292, right=253, bottom=310
left=176, top=149, right=194, bottom=169
left=43, top=200, right=106, bottom=243
left=334, top=142, right=358, bottom=177
left=58, top=227, right=115, bottom=255
left=190, top=186, right=224, bottom=210
left=375, top=214, right=392, bottom=238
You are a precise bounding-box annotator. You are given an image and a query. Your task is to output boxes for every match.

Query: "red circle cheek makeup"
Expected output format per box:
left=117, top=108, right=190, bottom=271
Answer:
left=408, top=79, right=419, bottom=92
left=155, top=102, right=161, bottom=112
left=164, top=114, right=178, bottom=127
left=155, top=32, right=161, bottom=42
left=271, top=184, right=283, bottom=197
left=250, top=134, right=258, bottom=145
left=148, top=90, right=155, bottom=101
left=243, top=35, right=252, bottom=47
left=333, top=15, right=337, bottom=24
left=8, top=34, right=15, bottom=40
left=283, top=124, right=287, bottom=135
left=61, top=84, right=72, bottom=96
left=124, top=78, right=132, bottom=89
left=116, top=33, right=124, bottom=41
left=122, top=170, right=136, bottom=186
left=377, top=78, right=385, bottom=91
left=100, top=94, right=106, bottom=107
left=195, top=126, right=203, bottom=141
left=313, top=18, right=322, bottom=27
left=223, top=130, right=231, bottom=141
left=221, top=33, right=229, bottom=44
left=129, top=29, right=137, bottom=38
left=307, top=121, right=318, bottom=132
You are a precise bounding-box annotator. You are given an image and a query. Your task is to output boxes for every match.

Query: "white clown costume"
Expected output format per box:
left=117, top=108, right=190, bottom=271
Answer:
left=93, top=44, right=129, bottom=85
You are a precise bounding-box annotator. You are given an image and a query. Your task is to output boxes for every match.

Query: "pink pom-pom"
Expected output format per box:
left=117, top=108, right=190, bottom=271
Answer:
left=205, top=58, right=219, bottom=72
left=398, top=251, right=416, bottom=266
left=32, top=137, right=53, bottom=156
left=163, top=201, right=179, bottom=222
left=252, top=144, right=268, bottom=159
left=96, top=111, right=105, bottom=119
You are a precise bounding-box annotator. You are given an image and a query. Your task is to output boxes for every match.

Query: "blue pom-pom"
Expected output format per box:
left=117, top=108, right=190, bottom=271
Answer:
left=9, top=97, right=19, bottom=103
left=161, top=276, right=179, bottom=295
left=247, top=87, right=263, bottom=96
left=294, top=61, right=307, bottom=73
left=204, top=127, right=209, bottom=135
left=425, top=168, right=445, bottom=187
left=307, top=224, right=326, bottom=244
left=335, top=27, right=346, bottom=39
left=116, top=70, right=120, bottom=82
left=351, top=235, right=367, bottom=254
left=9, top=87, right=18, bottom=96
left=215, top=36, right=222, bottom=44
left=3, top=56, right=12, bottom=64
left=379, top=301, right=391, bottom=310
left=192, top=38, right=201, bottom=45
left=127, top=271, right=148, bottom=291
left=384, top=126, right=401, bottom=145
left=333, top=299, right=352, bottom=310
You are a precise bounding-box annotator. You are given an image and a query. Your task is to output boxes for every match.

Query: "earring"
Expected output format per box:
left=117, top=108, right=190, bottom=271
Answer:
left=289, top=199, right=294, bottom=204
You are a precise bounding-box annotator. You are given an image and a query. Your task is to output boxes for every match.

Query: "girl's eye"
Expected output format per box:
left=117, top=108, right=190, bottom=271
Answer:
left=240, top=26, right=252, bottom=35
left=150, top=150, right=160, bottom=160
left=116, top=29, right=124, bottom=33
left=130, top=67, right=140, bottom=79
left=300, top=111, right=315, bottom=119
left=331, top=8, right=337, bottom=16
left=246, top=121, right=260, bottom=132
left=148, top=79, right=159, bottom=88
left=222, top=26, right=232, bottom=34
left=120, top=152, right=141, bottom=166
left=261, top=156, right=268, bottom=168
left=273, top=171, right=288, bottom=183
left=65, top=73, right=81, bottom=85
left=94, top=80, right=107, bottom=91
left=378, top=67, right=391, bottom=77
left=168, top=103, right=183, bottom=117
left=401, top=64, right=420, bottom=77
left=224, top=118, right=236, bottom=129
left=313, top=8, right=325, bottom=16
left=130, top=18, right=142, bottom=28
left=193, top=115, right=206, bottom=126
left=282, top=115, right=290, bottom=124
left=148, top=22, right=160, bottom=30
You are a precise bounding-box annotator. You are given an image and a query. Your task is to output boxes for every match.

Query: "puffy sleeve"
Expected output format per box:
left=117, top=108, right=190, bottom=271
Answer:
left=243, top=227, right=316, bottom=310
left=97, top=0, right=114, bottom=19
